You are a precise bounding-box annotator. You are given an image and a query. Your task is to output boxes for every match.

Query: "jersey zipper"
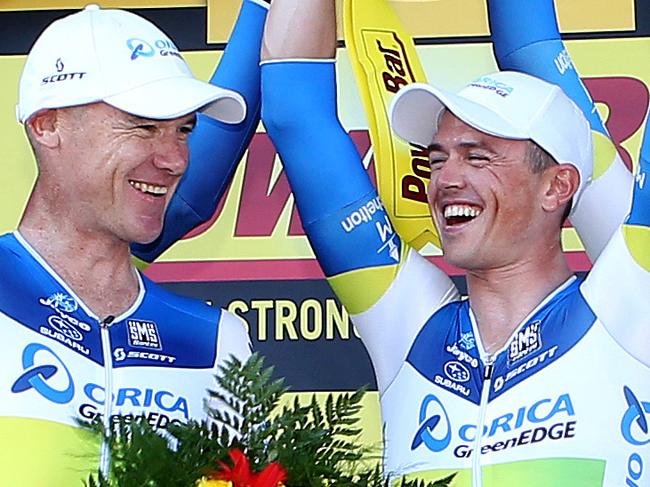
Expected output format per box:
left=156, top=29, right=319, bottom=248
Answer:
left=472, top=354, right=494, bottom=487
left=99, top=315, right=115, bottom=477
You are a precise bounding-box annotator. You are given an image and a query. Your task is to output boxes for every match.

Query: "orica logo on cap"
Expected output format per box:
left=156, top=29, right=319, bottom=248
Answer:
left=468, top=76, right=514, bottom=98
left=127, top=38, right=155, bottom=59
left=126, top=37, right=182, bottom=61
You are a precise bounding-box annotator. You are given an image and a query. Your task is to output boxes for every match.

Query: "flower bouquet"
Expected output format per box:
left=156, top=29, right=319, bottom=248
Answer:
left=84, top=354, right=455, bottom=487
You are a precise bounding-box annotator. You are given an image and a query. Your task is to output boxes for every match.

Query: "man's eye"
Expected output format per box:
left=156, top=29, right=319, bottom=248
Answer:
left=429, top=158, right=445, bottom=169
left=136, top=124, right=157, bottom=132
left=468, top=154, right=489, bottom=164
left=179, top=125, right=194, bottom=135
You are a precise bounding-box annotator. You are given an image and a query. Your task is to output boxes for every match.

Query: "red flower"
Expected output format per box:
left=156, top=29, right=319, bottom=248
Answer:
left=209, top=449, right=287, bottom=487
left=255, top=462, right=287, bottom=486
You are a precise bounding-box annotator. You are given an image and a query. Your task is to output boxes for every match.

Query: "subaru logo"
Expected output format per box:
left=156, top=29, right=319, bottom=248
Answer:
left=621, top=386, right=650, bottom=446
left=11, top=343, right=74, bottom=404
left=127, top=38, right=154, bottom=60
left=411, top=394, right=452, bottom=452
left=444, top=361, right=470, bottom=383
left=48, top=315, right=84, bottom=341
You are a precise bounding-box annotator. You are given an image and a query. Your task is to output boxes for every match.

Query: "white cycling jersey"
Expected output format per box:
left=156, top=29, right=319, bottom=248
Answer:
left=360, top=236, right=650, bottom=486
left=261, top=59, right=650, bottom=486
left=0, top=232, right=251, bottom=487
left=300, top=180, right=650, bottom=485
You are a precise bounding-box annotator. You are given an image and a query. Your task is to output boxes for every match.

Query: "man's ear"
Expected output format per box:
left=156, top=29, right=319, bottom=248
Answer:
left=26, top=109, right=60, bottom=149
left=541, top=163, right=580, bottom=213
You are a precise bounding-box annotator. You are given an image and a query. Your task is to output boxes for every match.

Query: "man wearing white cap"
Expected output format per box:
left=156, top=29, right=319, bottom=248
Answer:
left=261, top=0, right=650, bottom=484
left=0, top=3, right=269, bottom=485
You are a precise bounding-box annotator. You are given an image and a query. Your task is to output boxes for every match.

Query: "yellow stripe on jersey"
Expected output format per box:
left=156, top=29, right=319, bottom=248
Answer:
left=592, top=130, right=621, bottom=180
left=0, top=417, right=99, bottom=487
left=131, top=254, right=150, bottom=271
left=623, top=225, right=650, bottom=271
left=344, top=0, right=441, bottom=250
left=400, top=458, right=605, bottom=486
left=327, top=244, right=409, bottom=315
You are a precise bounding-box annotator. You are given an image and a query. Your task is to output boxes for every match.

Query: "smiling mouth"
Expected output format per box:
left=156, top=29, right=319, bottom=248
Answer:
left=443, top=204, right=482, bottom=226
left=129, top=180, right=168, bottom=197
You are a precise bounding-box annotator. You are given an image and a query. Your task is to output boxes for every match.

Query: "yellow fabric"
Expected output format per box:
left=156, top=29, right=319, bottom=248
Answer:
left=592, top=130, right=620, bottom=180
left=344, top=0, right=440, bottom=250
left=0, top=416, right=100, bottom=487
left=623, top=224, right=650, bottom=271
left=131, top=254, right=150, bottom=271
left=327, top=245, right=407, bottom=314
left=197, top=480, right=233, bottom=487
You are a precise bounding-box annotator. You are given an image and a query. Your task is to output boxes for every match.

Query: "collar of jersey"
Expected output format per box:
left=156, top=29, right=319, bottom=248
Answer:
left=12, top=230, right=146, bottom=323
left=468, top=275, right=580, bottom=361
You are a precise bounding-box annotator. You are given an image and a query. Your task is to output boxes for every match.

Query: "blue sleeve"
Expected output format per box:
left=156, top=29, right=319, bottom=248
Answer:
left=131, top=0, right=268, bottom=263
left=261, top=61, right=402, bottom=275
left=628, top=113, right=650, bottom=226
left=487, top=0, right=636, bottom=262
left=487, top=0, right=607, bottom=136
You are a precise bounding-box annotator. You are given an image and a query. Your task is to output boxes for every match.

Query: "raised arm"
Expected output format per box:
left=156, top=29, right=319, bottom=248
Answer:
left=261, top=0, right=457, bottom=393
left=579, top=107, right=650, bottom=368
left=131, top=0, right=269, bottom=265
left=487, top=0, right=634, bottom=260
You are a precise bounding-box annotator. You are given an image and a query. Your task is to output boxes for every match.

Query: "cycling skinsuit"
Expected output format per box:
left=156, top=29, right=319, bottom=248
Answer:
left=0, top=232, right=251, bottom=486
left=261, top=58, right=650, bottom=486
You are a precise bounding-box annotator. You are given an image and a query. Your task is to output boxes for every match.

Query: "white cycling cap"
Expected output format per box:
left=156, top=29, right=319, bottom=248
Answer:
left=389, top=71, right=593, bottom=211
left=17, top=4, right=246, bottom=124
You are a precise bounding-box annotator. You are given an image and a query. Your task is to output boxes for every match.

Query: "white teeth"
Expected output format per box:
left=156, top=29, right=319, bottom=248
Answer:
left=444, top=205, right=482, bottom=219
left=129, top=180, right=168, bottom=195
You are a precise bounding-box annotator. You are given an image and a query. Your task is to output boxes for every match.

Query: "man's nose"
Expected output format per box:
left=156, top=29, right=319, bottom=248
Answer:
left=153, top=135, right=189, bottom=176
left=434, top=155, right=467, bottom=190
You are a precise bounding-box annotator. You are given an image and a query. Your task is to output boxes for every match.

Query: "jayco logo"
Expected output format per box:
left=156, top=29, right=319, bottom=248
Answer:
left=39, top=292, right=91, bottom=347
left=41, top=292, right=78, bottom=313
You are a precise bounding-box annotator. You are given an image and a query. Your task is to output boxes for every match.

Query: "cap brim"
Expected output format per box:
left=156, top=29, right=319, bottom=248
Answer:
left=389, top=82, right=528, bottom=146
left=105, top=76, right=246, bottom=124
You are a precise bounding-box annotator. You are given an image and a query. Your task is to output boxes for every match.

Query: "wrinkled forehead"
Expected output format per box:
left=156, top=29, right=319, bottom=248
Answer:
left=56, top=102, right=197, bottom=126
left=431, top=109, right=515, bottom=144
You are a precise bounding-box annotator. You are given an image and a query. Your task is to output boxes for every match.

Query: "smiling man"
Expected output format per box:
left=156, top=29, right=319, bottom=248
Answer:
left=260, top=0, right=650, bottom=484
left=0, top=5, right=260, bottom=486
